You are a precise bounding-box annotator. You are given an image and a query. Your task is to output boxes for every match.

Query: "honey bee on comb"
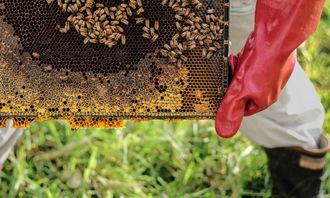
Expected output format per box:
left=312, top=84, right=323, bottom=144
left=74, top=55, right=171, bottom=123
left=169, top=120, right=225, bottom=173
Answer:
left=0, top=0, right=229, bottom=129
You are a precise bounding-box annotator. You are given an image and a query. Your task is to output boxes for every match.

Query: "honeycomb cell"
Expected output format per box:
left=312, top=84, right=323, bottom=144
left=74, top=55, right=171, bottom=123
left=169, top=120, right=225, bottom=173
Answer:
left=0, top=0, right=229, bottom=129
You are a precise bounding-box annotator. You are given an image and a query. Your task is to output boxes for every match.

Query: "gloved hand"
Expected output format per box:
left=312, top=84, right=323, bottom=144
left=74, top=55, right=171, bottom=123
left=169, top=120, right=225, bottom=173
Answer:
left=215, top=0, right=326, bottom=138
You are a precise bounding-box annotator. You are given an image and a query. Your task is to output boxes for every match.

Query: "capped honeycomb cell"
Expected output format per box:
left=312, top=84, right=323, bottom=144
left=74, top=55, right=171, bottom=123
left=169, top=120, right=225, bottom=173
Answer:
left=0, top=0, right=229, bottom=129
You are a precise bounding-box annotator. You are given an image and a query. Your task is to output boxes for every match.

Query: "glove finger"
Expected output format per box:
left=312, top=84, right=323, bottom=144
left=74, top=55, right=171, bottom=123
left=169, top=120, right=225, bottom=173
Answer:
left=215, top=91, right=245, bottom=138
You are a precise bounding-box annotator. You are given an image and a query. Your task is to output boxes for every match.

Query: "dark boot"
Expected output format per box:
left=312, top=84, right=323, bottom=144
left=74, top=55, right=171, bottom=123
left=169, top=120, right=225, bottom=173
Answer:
left=264, top=135, right=330, bottom=198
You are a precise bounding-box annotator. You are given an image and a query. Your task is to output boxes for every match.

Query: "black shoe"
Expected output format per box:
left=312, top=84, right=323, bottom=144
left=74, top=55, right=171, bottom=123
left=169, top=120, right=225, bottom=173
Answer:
left=264, top=135, right=330, bottom=198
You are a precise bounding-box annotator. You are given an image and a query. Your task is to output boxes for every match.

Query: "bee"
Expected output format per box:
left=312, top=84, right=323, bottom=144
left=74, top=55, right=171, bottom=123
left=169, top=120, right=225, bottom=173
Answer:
left=175, top=14, right=183, bottom=21
left=135, top=17, right=145, bottom=24
left=72, top=4, right=79, bottom=12
left=94, top=30, right=100, bottom=36
left=168, top=0, right=174, bottom=7
left=116, top=14, right=123, bottom=20
left=129, top=1, right=137, bottom=9
left=78, top=6, right=86, bottom=12
left=151, top=34, right=159, bottom=42
left=109, top=12, right=115, bottom=20
left=202, top=48, right=207, bottom=57
left=204, top=39, right=212, bottom=44
left=137, top=0, right=142, bottom=7
left=62, top=3, right=67, bottom=12
left=121, top=35, right=126, bottom=44
left=102, top=20, right=109, bottom=26
left=160, top=49, right=168, bottom=56
left=185, top=31, right=191, bottom=40
left=182, top=26, right=190, bottom=31
left=111, top=20, right=119, bottom=25
left=90, top=39, right=98, bottom=43
left=80, top=26, right=87, bottom=32
left=175, top=22, right=182, bottom=30
left=86, top=8, right=92, bottom=16
left=120, top=3, right=128, bottom=8
left=164, top=44, right=171, bottom=50
left=145, top=19, right=150, bottom=28
left=99, top=38, right=107, bottom=43
left=95, top=22, right=102, bottom=31
left=177, top=59, right=182, bottom=67
left=43, top=65, right=52, bottom=71
left=188, top=44, right=196, bottom=50
left=99, top=14, right=107, bottom=21
left=172, top=33, right=180, bottom=40
left=80, top=31, right=88, bottom=37
left=180, top=55, right=188, bottom=62
left=114, top=33, right=121, bottom=40
left=110, top=7, right=117, bottom=11
left=117, top=26, right=124, bottom=32
left=86, top=0, right=94, bottom=8
left=195, top=3, right=203, bottom=9
left=192, top=16, right=202, bottom=23
left=194, top=22, right=201, bottom=29
left=181, top=1, right=189, bottom=7
left=185, top=19, right=193, bottom=26
left=174, top=49, right=182, bottom=55
left=191, top=0, right=200, bottom=5
left=120, top=19, right=129, bottom=25
left=201, top=23, right=209, bottom=29
left=206, top=51, right=213, bottom=59
left=170, top=39, right=178, bottom=48
left=126, top=7, right=132, bottom=16
left=57, top=0, right=63, bottom=7
left=211, top=14, right=218, bottom=22
left=177, top=43, right=184, bottom=51
left=172, top=2, right=179, bottom=9
left=169, top=50, right=177, bottom=57
left=207, top=9, right=216, bottom=14
left=161, top=0, right=167, bottom=5
left=136, top=7, right=144, bottom=15
left=209, top=47, right=217, bottom=51
left=86, top=21, right=92, bottom=29
left=154, top=20, right=159, bottom=31
left=213, top=42, right=221, bottom=49
left=142, top=26, right=149, bottom=32
left=169, top=58, right=177, bottom=63
left=59, top=76, right=69, bottom=80
left=106, top=40, right=117, bottom=48
left=206, top=15, right=211, bottom=23
left=32, top=52, right=41, bottom=59
left=184, top=8, right=190, bottom=16
left=59, top=27, right=68, bottom=33
left=150, top=27, right=155, bottom=35
left=142, top=33, right=151, bottom=39
left=103, top=7, right=110, bottom=15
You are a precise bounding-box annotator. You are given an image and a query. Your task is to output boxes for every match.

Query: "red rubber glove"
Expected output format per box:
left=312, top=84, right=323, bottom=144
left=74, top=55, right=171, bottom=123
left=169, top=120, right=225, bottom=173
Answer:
left=215, top=0, right=326, bottom=138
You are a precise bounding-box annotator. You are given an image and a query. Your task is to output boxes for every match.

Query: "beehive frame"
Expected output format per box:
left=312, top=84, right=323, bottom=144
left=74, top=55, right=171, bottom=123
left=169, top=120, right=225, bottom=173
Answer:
left=0, top=0, right=229, bottom=129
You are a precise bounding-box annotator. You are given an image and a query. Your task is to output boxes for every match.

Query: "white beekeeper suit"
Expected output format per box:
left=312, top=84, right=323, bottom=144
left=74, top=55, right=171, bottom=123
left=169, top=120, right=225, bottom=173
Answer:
left=0, top=0, right=326, bottom=166
left=230, top=0, right=325, bottom=149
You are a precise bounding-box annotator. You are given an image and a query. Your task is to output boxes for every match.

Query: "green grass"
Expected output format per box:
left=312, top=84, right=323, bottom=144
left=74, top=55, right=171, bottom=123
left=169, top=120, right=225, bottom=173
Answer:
left=1, top=2, right=330, bottom=197
left=1, top=120, right=273, bottom=198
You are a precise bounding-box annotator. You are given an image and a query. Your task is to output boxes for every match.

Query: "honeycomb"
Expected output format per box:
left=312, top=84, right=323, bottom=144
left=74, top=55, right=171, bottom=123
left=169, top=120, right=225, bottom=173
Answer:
left=0, top=0, right=229, bottom=129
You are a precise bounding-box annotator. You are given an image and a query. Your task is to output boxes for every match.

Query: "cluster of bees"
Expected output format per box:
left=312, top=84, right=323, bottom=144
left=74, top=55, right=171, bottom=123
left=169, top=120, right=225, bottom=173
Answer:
left=45, top=0, right=225, bottom=66
left=140, top=19, right=160, bottom=42
left=46, top=0, right=148, bottom=47
left=159, top=0, right=225, bottom=66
